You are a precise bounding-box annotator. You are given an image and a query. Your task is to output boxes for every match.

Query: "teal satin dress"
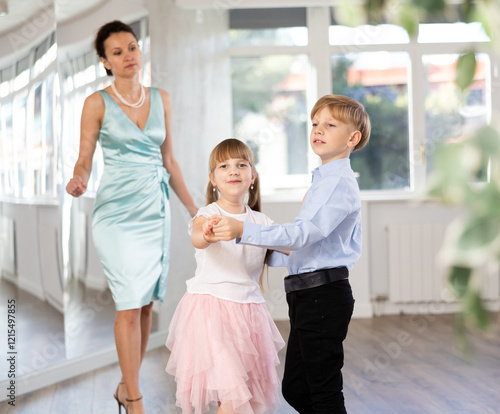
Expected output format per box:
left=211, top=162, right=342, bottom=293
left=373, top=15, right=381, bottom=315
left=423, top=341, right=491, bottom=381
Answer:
left=92, top=87, right=171, bottom=311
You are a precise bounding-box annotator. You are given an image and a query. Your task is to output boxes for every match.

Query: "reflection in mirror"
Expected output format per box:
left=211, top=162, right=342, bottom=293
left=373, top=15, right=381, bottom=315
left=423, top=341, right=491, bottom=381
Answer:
left=0, top=0, right=152, bottom=388
left=0, top=0, right=63, bottom=381
left=59, top=16, right=155, bottom=360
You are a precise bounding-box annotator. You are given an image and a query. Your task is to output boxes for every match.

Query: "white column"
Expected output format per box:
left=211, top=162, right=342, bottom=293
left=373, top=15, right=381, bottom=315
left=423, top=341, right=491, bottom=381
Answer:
left=145, top=0, right=232, bottom=328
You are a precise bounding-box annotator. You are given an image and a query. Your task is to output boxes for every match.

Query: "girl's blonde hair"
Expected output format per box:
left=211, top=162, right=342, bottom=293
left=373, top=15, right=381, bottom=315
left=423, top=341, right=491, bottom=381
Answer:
left=205, top=138, right=269, bottom=291
left=205, top=138, right=261, bottom=212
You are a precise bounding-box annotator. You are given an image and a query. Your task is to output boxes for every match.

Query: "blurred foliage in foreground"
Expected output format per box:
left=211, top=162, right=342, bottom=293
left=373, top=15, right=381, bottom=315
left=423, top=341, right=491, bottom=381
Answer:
left=427, top=126, right=500, bottom=351
left=336, top=0, right=500, bottom=350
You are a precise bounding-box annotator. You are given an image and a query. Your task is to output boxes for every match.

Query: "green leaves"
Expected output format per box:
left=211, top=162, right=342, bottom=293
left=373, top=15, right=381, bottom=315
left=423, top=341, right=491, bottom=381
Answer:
left=449, top=266, right=471, bottom=298
left=474, top=125, right=500, bottom=157
left=463, top=287, right=490, bottom=331
left=456, top=52, right=477, bottom=91
left=427, top=121, right=499, bottom=341
left=449, top=266, right=490, bottom=354
left=336, top=0, right=366, bottom=27
left=397, top=2, right=419, bottom=38
left=455, top=217, right=500, bottom=258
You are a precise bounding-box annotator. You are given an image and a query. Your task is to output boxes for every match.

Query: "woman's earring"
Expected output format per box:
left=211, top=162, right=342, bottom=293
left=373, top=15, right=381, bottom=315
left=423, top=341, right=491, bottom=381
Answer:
left=250, top=184, right=254, bottom=190
left=213, top=186, right=216, bottom=192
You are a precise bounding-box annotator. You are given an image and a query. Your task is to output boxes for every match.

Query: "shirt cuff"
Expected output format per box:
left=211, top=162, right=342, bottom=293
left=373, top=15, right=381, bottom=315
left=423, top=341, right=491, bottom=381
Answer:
left=237, top=221, right=261, bottom=245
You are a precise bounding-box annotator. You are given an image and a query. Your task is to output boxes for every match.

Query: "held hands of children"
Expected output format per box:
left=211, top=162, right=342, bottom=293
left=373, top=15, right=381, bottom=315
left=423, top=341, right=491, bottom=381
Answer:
left=204, top=215, right=244, bottom=242
left=201, top=217, right=219, bottom=244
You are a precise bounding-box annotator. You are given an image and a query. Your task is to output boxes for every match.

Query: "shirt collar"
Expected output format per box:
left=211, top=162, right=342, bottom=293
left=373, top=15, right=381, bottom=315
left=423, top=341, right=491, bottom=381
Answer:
left=311, top=158, right=351, bottom=182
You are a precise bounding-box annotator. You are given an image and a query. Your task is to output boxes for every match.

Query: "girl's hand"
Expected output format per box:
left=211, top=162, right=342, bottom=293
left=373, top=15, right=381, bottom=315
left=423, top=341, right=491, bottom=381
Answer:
left=211, top=215, right=244, bottom=241
left=203, top=217, right=220, bottom=235
left=201, top=218, right=220, bottom=243
left=66, top=176, right=87, bottom=197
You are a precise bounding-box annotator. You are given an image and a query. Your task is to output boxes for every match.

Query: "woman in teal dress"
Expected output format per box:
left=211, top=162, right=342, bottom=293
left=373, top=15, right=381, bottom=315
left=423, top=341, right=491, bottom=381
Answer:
left=66, top=20, right=197, bottom=414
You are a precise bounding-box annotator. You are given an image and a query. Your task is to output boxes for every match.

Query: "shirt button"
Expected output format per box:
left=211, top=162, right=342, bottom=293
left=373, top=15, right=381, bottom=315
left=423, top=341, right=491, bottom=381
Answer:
left=248, top=237, right=253, bottom=242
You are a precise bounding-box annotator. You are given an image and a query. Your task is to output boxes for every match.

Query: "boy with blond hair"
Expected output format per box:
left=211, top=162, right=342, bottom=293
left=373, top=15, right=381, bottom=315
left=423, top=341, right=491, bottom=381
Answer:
left=209, top=95, right=371, bottom=413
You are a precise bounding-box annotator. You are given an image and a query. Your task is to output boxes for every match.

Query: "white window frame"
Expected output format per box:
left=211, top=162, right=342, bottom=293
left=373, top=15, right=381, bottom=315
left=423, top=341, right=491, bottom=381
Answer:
left=229, top=6, right=496, bottom=201
left=0, top=35, right=58, bottom=200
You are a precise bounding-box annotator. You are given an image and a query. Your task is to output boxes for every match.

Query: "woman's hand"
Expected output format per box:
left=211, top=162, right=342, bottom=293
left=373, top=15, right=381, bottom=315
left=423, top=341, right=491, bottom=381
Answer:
left=66, top=176, right=87, bottom=197
left=187, top=204, right=199, bottom=218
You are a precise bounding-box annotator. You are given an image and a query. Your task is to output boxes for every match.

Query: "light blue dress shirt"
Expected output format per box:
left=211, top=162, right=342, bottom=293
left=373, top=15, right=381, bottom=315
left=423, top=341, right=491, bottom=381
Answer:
left=239, top=158, right=362, bottom=275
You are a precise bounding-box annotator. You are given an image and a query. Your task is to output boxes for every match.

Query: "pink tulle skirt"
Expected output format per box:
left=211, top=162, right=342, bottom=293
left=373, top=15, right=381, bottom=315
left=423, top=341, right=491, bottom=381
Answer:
left=165, top=293, right=286, bottom=414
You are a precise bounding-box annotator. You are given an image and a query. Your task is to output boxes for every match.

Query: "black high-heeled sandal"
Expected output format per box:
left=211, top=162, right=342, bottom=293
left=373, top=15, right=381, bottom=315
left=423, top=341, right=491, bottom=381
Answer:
left=113, top=381, right=126, bottom=413
left=125, top=395, right=143, bottom=413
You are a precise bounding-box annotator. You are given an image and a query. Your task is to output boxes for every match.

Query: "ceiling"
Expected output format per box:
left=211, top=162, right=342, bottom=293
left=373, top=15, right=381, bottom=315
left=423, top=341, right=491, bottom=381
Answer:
left=0, top=0, right=106, bottom=35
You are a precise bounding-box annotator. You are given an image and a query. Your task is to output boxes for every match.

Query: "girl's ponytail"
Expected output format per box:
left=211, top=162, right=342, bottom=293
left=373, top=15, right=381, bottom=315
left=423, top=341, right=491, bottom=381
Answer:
left=206, top=181, right=219, bottom=206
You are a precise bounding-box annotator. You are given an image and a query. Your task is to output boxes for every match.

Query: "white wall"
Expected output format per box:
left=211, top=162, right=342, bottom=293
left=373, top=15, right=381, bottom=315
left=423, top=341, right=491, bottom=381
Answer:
left=0, top=2, right=55, bottom=69
left=56, top=0, right=149, bottom=56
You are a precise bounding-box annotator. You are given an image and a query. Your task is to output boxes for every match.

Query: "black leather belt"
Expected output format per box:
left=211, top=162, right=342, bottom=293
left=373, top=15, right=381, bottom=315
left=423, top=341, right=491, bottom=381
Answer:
left=284, top=267, right=349, bottom=293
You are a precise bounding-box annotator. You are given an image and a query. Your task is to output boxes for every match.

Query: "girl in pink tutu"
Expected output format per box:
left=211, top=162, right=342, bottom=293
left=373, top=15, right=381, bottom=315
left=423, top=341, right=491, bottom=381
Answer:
left=166, top=138, right=286, bottom=414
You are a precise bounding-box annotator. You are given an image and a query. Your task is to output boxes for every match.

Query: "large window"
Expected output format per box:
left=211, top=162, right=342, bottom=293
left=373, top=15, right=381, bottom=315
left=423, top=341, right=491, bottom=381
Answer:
left=230, top=8, right=311, bottom=196
left=332, top=52, right=410, bottom=190
left=423, top=54, right=490, bottom=175
left=0, top=32, right=57, bottom=199
left=0, top=101, right=13, bottom=195
left=232, top=54, right=309, bottom=194
left=229, top=8, right=493, bottom=197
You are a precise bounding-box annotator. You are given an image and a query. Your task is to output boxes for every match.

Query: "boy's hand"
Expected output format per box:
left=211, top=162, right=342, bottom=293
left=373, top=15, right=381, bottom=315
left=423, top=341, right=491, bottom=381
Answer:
left=210, top=215, right=244, bottom=241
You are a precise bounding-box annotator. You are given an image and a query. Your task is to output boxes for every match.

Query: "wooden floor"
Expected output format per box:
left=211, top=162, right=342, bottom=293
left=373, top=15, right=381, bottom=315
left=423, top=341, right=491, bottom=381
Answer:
left=5, top=312, right=500, bottom=414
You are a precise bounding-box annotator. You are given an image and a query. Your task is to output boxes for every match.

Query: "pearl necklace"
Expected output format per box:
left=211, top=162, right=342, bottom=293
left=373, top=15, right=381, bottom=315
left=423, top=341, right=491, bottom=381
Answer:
left=111, top=82, right=146, bottom=108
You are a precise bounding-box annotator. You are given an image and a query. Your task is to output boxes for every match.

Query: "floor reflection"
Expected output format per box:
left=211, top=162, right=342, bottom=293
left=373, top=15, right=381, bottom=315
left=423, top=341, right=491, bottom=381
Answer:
left=0, top=279, right=65, bottom=380
left=0, top=277, right=160, bottom=382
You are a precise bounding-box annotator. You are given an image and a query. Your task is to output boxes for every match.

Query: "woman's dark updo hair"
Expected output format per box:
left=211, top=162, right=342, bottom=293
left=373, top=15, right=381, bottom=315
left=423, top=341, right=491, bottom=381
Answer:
left=94, top=20, right=138, bottom=77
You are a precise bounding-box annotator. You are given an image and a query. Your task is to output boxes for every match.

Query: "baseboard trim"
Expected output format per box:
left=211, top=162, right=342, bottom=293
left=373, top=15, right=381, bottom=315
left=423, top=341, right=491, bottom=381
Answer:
left=371, top=300, right=500, bottom=317
left=17, top=278, right=45, bottom=301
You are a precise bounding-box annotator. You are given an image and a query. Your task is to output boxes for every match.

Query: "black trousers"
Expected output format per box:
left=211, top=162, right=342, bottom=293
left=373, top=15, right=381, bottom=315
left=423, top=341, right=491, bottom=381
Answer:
left=282, top=279, right=354, bottom=414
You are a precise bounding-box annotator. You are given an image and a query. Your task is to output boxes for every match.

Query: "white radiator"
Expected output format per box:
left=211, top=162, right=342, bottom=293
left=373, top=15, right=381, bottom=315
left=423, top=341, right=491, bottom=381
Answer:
left=387, top=223, right=499, bottom=303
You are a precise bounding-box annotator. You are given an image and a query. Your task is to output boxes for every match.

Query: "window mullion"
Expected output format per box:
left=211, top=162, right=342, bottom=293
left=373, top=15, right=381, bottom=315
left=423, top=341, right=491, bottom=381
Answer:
left=229, top=45, right=308, bottom=57
left=307, top=7, right=331, bottom=99
left=408, top=41, right=427, bottom=193
left=306, top=7, right=331, bottom=171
